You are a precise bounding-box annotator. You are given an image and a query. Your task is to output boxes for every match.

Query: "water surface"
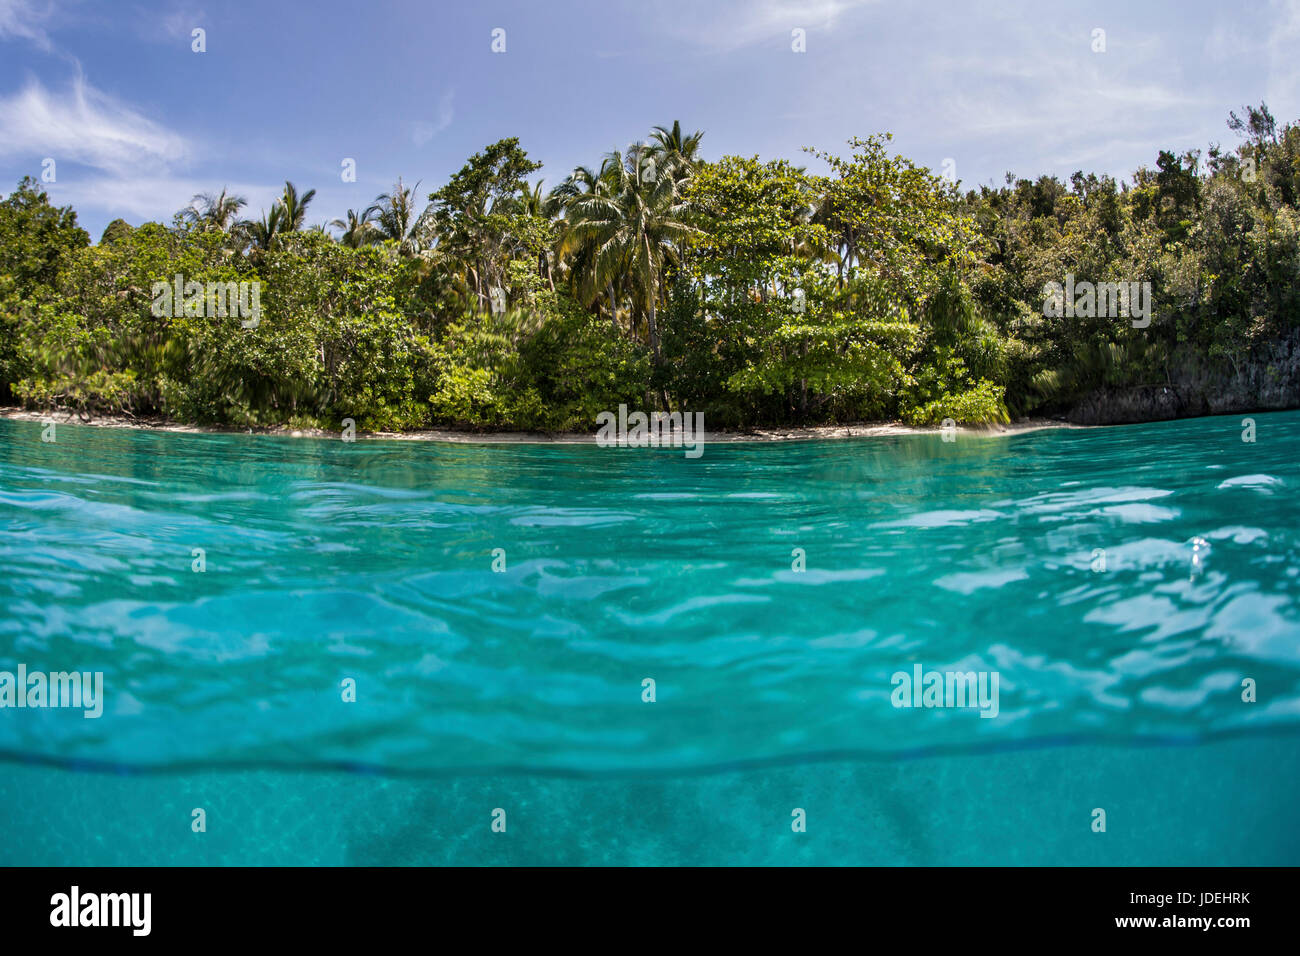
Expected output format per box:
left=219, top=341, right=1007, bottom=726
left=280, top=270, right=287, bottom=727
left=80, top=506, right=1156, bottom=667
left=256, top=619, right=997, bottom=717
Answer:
left=1, top=413, right=1297, bottom=864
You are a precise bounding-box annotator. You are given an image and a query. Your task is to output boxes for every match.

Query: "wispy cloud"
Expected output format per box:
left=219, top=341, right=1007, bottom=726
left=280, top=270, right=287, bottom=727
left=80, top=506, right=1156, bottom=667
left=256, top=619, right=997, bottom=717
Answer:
left=660, top=0, right=876, bottom=53
left=43, top=175, right=277, bottom=226
left=916, top=20, right=1214, bottom=184
left=1265, top=0, right=1300, bottom=117
left=411, top=90, right=454, bottom=146
left=0, top=74, right=189, bottom=177
left=154, top=3, right=206, bottom=43
left=0, top=0, right=54, bottom=50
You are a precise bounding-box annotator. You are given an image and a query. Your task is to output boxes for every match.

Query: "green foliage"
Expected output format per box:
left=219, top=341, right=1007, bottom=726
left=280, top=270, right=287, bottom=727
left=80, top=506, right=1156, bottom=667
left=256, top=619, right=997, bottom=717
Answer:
left=12, top=307, right=139, bottom=414
left=902, top=379, right=1010, bottom=426
left=0, top=178, right=91, bottom=402
left=426, top=300, right=649, bottom=431
left=166, top=233, right=430, bottom=429
left=427, top=138, right=546, bottom=316
left=4, top=106, right=1299, bottom=433
left=0, top=177, right=90, bottom=292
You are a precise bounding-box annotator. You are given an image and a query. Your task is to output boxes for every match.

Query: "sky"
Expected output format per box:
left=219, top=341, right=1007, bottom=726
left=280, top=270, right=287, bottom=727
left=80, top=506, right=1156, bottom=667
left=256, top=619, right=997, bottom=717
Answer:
left=1, top=0, right=1297, bottom=240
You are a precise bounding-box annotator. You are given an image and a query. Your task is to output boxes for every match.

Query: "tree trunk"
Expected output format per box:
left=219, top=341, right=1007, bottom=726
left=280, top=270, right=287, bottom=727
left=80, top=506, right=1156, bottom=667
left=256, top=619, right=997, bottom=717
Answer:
left=648, top=296, right=660, bottom=363
left=645, top=238, right=661, bottom=363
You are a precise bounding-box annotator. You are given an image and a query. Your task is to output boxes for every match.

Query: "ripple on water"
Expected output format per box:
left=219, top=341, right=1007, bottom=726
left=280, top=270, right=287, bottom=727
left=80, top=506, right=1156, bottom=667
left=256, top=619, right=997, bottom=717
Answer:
left=1, top=413, right=1299, bottom=775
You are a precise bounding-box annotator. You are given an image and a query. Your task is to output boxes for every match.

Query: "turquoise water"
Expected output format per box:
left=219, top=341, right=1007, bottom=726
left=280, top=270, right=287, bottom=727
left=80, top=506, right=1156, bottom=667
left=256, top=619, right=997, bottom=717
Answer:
left=1, top=412, right=1298, bottom=865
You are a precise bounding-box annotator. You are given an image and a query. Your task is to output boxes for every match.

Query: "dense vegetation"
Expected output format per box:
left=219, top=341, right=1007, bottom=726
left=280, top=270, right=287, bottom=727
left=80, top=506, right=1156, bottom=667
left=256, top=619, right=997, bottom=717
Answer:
left=2, top=106, right=1297, bottom=432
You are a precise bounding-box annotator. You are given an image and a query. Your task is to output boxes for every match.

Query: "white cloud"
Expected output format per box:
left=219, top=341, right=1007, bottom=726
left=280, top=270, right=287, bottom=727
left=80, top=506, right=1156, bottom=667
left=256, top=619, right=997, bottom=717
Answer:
left=0, top=0, right=53, bottom=49
left=44, top=175, right=278, bottom=226
left=660, top=0, right=876, bottom=53
left=156, top=4, right=206, bottom=43
left=0, top=74, right=189, bottom=177
left=916, top=21, right=1214, bottom=185
left=411, top=90, right=454, bottom=146
left=1265, top=0, right=1300, bottom=118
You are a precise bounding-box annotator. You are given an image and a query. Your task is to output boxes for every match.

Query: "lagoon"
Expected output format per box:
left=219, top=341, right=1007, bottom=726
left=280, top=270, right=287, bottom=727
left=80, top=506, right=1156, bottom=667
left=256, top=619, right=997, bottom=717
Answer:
left=0, top=412, right=1298, bottom=864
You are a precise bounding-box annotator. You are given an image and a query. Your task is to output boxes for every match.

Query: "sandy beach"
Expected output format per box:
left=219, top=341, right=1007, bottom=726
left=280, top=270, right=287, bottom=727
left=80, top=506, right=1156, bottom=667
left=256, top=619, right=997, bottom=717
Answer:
left=0, top=406, right=1078, bottom=444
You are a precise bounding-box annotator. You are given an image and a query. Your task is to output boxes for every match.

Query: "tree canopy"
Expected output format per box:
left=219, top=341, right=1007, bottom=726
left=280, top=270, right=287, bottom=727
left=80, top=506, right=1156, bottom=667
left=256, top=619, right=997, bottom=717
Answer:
left=2, top=105, right=1298, bottom=431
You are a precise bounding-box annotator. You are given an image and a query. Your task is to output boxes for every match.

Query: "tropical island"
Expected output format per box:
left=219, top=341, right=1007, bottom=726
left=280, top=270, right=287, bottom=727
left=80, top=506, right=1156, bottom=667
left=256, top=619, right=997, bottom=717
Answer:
left=1, top=105, right=1296, bottom=436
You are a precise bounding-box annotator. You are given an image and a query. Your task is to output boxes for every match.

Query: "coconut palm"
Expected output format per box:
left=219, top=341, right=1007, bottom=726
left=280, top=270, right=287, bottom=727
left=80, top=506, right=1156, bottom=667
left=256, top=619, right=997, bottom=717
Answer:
left=649, top=121, right=704, bottom=182
left=552, top=164, right=605, bottom=201
left=516, top=179, right=562, bottom=290
left=331, top=208, right=379, bottom=248
left=518, top=178, right=566, bottom=221
left=182, top=188, right=247, bottom=233
left=559, top=147, right=702, bottom=362
left=239, top=204, right=284, bottom=253
left=552, top=165, right=617, bottom=317
left=365, top=178, right=429, bottom=254
left=277, top=181, right=317, bottom=233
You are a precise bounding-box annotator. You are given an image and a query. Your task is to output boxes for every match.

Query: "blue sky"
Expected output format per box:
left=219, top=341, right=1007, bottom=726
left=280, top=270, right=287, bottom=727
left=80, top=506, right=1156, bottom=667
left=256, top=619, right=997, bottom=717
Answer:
left=1, top=0, right=1297, bottom=240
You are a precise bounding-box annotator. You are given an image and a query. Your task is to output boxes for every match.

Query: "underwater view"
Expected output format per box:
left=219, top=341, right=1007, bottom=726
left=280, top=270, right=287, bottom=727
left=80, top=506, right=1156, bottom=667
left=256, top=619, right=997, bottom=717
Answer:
left=1, top=411, right=1297, bottom=865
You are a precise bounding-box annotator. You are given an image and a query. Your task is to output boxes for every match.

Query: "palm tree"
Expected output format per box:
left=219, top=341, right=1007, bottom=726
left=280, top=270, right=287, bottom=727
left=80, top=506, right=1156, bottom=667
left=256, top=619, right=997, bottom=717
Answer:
left=649, top=121, right=704, bottom=182
left=523, top=178, right=567, bottom=221
left=365, top=178, right=428, bottom=254
left=182, top=188, right=247, bottom=233
left=553, top=164, right=605, bottom=201
left=331, top=208, right=379, bottom=248
left=516, top=179, right=562, bottom=291
left=277, top=181, right=317, bottom=233
left=559, top=147, right=702, bottom=362
left=552, top=164, right=617, bottom=318
left=239, top=204, right=284, bottom=253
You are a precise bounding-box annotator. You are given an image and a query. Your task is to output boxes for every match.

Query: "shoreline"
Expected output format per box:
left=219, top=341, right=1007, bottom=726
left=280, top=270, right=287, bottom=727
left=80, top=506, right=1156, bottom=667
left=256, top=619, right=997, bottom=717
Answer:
left=0, top=406, right=1077, bottom=444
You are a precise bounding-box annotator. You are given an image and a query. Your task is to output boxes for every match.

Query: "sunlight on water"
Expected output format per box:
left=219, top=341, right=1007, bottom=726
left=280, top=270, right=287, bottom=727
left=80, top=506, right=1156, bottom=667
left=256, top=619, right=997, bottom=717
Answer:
left=2, top=414, right=1300, bottom=772
left=1, top=413, right=1298, bottom=863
